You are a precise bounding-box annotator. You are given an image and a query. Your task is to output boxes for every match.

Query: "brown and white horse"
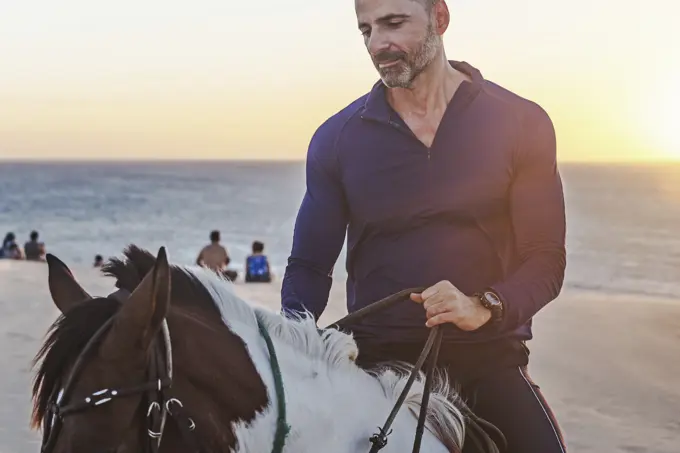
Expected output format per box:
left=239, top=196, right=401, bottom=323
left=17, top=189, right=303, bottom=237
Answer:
left=31, top=245, right=485, bottom=453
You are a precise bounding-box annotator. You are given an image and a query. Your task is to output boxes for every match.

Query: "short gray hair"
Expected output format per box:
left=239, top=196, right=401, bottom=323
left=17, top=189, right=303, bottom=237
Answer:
left=415, top=0, right=438, bottom=11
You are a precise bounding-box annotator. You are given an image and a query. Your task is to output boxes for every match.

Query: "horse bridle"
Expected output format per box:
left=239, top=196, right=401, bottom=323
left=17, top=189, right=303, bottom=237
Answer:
left=40, top=289, right=200, bottom=453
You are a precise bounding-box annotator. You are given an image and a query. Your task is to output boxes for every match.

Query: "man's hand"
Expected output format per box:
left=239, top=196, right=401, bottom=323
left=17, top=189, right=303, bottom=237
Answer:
left=410, top=281, right=491, bottom=331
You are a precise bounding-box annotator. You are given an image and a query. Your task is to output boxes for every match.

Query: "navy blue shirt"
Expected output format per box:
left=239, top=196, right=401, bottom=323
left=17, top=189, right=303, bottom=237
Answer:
left=282, top=61, right=566, bottom=345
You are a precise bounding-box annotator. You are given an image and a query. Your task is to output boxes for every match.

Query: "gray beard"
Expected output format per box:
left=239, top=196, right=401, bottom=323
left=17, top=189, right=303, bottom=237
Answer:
left=377, top=29, right=441, bottom=89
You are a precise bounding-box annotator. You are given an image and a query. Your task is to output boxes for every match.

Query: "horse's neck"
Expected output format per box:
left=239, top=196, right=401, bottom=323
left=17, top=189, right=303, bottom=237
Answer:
left=229, top=322, right=451, bottom=453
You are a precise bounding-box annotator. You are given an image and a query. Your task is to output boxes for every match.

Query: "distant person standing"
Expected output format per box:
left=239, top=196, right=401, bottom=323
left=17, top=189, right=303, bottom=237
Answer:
left=24, top=231, right=46, bottom=261
left=245, top=240, right=272, bottom=283
left=93, top=254, right=104, bottom=267
left=196, top=230, right=238, bottom=281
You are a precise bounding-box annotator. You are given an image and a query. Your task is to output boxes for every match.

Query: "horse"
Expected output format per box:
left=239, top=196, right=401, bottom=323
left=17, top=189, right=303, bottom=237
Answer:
left=31, top=245, right=498, bottom=453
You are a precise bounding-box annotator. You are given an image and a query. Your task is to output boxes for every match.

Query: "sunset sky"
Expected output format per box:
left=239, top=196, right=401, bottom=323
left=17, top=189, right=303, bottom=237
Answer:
left=0, top=0, right=678, bottom=162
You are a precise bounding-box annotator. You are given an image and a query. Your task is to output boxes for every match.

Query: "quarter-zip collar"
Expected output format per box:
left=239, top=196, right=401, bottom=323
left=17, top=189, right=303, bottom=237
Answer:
left=360, top=60, right=485, bottom=124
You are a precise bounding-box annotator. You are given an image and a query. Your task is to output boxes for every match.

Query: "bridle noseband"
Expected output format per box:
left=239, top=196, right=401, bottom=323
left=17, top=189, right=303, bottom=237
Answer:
left=40, top=289, right=197, bottom=453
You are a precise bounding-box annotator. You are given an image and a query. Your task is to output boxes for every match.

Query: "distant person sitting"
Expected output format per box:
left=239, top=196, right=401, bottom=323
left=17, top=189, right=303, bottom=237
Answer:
left=93, top=254, right=104, bottom=267
left=245, top=240, right=272, bottom=283
left=24, top=230, right=46, bottom=261
left=196, top=230, right=238, bottom=281
left=1, top=232, right=17, bottom=259
left=7, top=243, right=24, bottom=260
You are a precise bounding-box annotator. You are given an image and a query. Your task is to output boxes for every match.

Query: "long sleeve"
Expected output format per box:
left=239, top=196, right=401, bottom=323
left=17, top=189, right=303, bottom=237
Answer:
left=281, top=126, right=349, bottom=320
left=490, top=106, right=567, bottom=333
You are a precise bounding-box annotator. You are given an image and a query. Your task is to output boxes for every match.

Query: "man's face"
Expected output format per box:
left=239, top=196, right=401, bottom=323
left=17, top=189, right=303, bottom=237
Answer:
left=356, top=0, right=441, bottom=88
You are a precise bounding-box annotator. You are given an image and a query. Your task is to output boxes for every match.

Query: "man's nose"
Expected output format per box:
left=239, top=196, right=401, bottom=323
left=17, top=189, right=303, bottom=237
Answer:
left=366, top=32, right=391, bottom=56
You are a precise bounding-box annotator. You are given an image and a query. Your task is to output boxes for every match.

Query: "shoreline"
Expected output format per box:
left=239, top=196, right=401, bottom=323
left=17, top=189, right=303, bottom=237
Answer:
left=3, top=258, right=679, bottom=307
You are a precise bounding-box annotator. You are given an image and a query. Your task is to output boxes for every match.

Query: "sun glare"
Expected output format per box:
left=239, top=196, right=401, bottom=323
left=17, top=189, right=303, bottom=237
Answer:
left=649, top=80, right=680, bottom=160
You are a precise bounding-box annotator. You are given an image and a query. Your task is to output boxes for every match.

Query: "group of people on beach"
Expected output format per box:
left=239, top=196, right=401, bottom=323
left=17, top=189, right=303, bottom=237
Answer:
left=1, top=231, right=46, bottom=261
left=3, top=228, right=271, bottom=284
left=195, top=230, right=272, bottom=283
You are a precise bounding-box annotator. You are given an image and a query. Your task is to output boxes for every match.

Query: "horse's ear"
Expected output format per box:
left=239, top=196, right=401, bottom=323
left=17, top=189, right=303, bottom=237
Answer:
left=46, top=254, right=91, bottom=313
left=101, top=247, right=171, bottom=357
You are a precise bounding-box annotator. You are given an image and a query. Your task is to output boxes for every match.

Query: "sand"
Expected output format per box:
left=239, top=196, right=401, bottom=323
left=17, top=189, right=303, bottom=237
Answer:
left=2, top=259, right=679, bottom=453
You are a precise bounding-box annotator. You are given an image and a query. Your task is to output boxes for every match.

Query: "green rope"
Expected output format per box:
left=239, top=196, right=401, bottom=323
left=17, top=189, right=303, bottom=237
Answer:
left=256, top=312, right=291, bottom=453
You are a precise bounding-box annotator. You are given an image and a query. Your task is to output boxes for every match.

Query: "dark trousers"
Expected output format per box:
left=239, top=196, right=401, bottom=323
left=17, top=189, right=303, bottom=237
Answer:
left=245, top=273, right=271, bottom=283
left=221, top=269, right=238, bottom=282
left=354, top=338, right=567, bottom=453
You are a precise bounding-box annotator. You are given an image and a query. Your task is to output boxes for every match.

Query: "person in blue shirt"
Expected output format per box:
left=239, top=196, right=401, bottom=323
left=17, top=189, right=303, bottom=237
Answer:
left=245, top=240, right=272, bottom=283
left=281, top=0, right=567, bottom=452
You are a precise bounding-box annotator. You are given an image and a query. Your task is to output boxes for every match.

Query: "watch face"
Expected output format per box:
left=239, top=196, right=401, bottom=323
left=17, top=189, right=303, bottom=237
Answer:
left=484, top=292, right=501, bottom=306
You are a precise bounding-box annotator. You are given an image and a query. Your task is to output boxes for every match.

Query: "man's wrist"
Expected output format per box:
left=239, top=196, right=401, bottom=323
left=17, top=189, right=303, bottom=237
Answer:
left=472, top=289, right=504, bottom=324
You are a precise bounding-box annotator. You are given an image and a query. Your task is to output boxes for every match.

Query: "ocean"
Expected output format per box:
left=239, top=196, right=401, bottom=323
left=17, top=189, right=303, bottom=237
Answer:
left=2, top=161, right=680, bottom=299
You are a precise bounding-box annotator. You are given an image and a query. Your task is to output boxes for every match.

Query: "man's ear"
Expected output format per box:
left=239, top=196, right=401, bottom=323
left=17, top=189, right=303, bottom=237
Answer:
left=46, top=254, right=91, bottom=313
left=100, top=247, right=171, bottom=357
left=433, top=0, right=450, bottom=35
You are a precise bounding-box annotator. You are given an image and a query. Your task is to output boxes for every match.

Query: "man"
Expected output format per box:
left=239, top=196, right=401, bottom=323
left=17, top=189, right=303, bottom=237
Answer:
left=281, top=0, right=567, bottom=452
left=24, top=230, right=46, bottom=261
left=196, top=230, right=238, bottom=281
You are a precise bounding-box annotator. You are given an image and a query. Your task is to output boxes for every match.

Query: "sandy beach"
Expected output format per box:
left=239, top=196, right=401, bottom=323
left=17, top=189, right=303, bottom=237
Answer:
left=2, top=259, right=679, bottom=453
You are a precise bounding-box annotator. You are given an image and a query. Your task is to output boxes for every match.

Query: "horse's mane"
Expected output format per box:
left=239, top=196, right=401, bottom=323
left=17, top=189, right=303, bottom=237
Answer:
left=184, top=264, right=359, bottom=369
left=101, top=244, right=224, bottom=320
left=31, top=297, right=121, bottom=428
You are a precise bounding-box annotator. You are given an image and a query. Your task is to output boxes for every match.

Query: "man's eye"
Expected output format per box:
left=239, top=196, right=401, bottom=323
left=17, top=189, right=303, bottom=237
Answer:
left=387, top=21, right=404, bottom=27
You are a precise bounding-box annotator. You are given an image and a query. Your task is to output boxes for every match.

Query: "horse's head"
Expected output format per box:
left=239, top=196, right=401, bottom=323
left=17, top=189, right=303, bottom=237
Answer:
left=32, top=246, right=269, bottom=453
left=32, top=247, right=171, bottom=453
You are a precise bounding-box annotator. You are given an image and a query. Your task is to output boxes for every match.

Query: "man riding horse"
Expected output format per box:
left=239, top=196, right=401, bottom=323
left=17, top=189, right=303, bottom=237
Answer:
left=281, top=0, right=568, bottom=452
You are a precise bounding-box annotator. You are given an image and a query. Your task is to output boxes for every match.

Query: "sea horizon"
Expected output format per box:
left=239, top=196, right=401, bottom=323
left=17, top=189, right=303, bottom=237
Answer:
left=2, top=158, right=680, bottom=166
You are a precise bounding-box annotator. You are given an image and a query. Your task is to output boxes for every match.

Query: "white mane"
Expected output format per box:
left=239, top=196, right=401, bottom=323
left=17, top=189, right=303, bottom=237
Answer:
left=182, top=266, right=358, bottom=368
left=181, top=266, right=470, bottom=452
